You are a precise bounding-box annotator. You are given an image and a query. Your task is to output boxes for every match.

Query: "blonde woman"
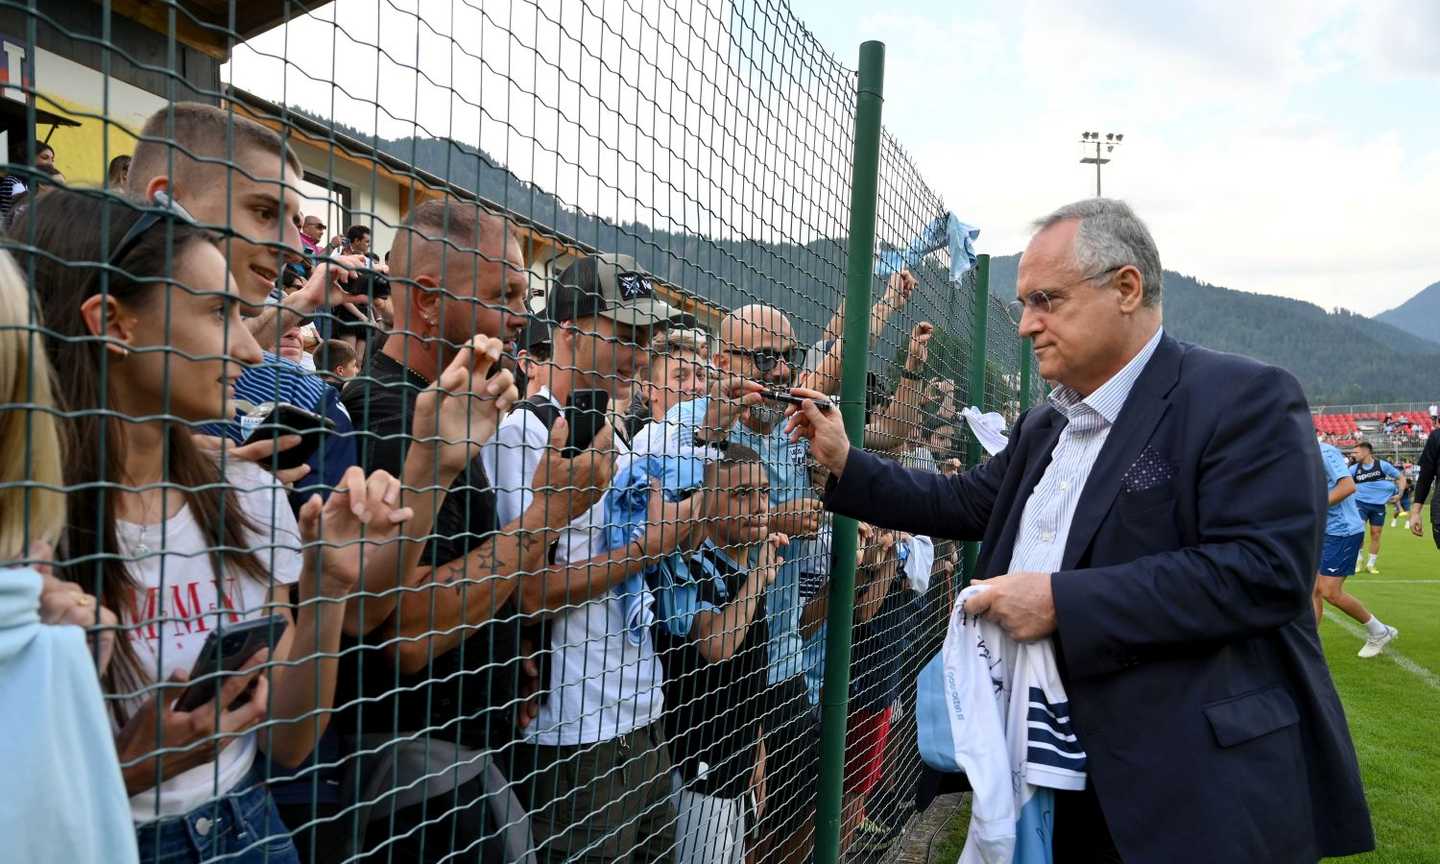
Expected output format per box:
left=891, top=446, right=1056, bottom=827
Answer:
left=0, top=246, right=137, bottom=863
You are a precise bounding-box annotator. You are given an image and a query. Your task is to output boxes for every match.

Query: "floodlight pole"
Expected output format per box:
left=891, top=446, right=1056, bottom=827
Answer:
left=1078, top=131, right=1122, bottom=196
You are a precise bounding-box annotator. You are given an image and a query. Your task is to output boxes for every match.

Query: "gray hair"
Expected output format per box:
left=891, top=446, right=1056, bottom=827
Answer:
left=1033, top=198, right=1164, bottom=306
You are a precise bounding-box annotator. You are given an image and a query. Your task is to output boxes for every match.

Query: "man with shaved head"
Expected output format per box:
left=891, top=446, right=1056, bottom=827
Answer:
left=682, top=298, right=855, bottom=864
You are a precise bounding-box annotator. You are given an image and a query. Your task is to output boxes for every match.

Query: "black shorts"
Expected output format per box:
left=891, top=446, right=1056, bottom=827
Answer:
left=758, top=674, right=819, bottom=843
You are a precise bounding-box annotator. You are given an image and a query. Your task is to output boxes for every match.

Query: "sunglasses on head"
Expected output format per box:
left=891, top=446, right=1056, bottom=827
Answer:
left=724, top=345, right=805, bottom=374
left=107, top=190, right=199, bottom=267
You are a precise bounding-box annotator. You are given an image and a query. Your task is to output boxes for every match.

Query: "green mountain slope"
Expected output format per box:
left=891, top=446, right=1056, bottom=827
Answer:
left=292, top=110, right=1436, bottom=405
left=1375, top=281, right=1440, bottom=346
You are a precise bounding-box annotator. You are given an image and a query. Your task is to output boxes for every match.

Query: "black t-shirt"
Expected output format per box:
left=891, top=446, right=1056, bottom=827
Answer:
left=335, top=352, right=522, bottom=753
left=654, top=540, right=769, bottom=799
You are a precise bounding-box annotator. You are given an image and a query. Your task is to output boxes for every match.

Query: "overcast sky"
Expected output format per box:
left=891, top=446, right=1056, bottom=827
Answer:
left=228, top=0, right=1440, bottom=315
left=788, top=0, right=1440, bottom=315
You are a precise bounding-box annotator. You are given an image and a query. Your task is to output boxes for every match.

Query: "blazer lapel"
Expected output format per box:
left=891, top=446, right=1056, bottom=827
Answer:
left=1061, top=336, right=1183, bottom=571
left=979, top=406, right=1067, bottom=579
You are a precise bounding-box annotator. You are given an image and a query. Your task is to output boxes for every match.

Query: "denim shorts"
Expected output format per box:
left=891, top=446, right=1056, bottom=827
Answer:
left=133, top=767, right=300, bottom=864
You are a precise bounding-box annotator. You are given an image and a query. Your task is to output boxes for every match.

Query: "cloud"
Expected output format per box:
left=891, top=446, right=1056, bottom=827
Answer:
left=230, top=0, right=1440, bottom=315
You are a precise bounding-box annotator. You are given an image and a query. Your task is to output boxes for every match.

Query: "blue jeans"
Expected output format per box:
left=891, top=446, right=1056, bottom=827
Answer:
left=133, top=768, right=300, bottom=864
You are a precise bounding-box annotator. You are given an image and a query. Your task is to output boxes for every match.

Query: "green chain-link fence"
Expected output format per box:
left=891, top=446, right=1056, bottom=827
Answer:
left=0, top=2, right=1039, bottom=862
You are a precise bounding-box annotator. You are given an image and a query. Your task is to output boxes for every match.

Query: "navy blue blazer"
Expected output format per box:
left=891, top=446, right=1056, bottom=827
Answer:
left=825, top=335, right=1372, bottom=863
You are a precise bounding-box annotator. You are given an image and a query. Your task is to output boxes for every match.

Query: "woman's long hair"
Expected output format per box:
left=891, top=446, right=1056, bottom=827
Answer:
left=5, top=188, right=268, bottom=715
left=0, top=248, right=64, bottom=561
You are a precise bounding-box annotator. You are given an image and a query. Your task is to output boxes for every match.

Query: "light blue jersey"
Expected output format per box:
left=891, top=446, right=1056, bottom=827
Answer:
left=1321, top=443, right=1363, bottom=536
left=1350, top=457, right=1401, bottom=506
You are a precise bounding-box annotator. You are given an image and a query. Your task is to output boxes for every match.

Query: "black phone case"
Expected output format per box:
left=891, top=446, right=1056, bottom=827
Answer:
left=242, top=404, right=337, bottom=471
left=174, top=614, right=287, bottom=712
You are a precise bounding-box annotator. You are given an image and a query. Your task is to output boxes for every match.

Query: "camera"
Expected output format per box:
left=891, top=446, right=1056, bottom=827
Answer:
left=354, top=265, right=390, bottom=300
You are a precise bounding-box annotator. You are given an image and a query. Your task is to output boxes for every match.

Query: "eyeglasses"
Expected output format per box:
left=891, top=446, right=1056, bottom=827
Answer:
left=1007, top=265, right=1124, bottom=321
left=723, top=345, right=806, bottom=374
left=108, top=190, right=199, bottom=267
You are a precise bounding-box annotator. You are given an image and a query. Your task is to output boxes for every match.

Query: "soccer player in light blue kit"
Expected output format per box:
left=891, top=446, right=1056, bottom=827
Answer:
left=1349, top=442, right=1407, bottom=574
left=1316, top=441, right=1398, bottom=657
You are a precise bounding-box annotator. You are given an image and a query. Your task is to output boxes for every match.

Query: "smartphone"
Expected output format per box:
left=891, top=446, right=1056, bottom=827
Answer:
left=760, top=389, right=832, bottom=411
left=563, top=389, right=610, bottom=458
left=174, top=614, right=288, bottom=712
left=241, top=403, right=338, bottom=471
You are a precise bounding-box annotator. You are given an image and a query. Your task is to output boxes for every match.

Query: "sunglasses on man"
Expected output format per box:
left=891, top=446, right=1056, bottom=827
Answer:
left=723, top=345, right=806, bottom=374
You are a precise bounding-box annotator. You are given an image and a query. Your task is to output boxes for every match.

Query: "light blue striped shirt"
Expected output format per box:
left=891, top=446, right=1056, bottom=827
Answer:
left=1007, top=328, right=1164, bottom=575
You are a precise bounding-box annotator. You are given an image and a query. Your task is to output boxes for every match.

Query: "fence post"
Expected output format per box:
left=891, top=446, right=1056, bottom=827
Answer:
left=813, top=39, right=885, bottom=864
left=1019, top=337, right=1034, bottom=411
left=962, top=254, right=990, bottom=585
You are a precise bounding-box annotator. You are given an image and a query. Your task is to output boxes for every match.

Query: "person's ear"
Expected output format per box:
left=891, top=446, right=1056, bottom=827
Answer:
left=1114, top=265, right=1146, bottom=314
left=142, top=175, right=168, bottom=202
left=412, top=275, right=442, bottom=328
left=79, top=294, right=136, bottom=357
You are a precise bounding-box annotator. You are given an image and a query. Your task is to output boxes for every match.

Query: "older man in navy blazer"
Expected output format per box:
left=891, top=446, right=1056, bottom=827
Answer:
left=786, top=199, right=1372, bottom=863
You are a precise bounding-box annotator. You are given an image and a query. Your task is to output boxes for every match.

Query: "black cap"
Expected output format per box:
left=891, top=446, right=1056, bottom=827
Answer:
left=546, top=252, right=681, bottom=327
left=519, top=316, right=553, bottom=353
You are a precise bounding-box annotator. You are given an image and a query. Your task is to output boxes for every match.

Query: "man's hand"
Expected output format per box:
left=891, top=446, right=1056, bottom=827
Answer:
left=531, top=418, right=616, bottom=525
left=881, top=269, right=917, bottom=310
left=753, top=532, right=790, bottom=586
left=783, top=386, right=850, bottom=477
left=297, top=467, right=414, bottom=599
left=1410, top=505, right=1426, bottom=538
left=963, top=571, right=1057, bottom=642
left=698, top=374, right=764, bottom=441
left=906, top=321, right=934, bottom=372
left=644, top=478, right=705, bottom=556
left=192, top=433, right=311, bottom=486
left=291, top=253, right=371, bottom=315
left=409, top=335, right=517, bottom=481
left=769, top=498, right=823, bottom=538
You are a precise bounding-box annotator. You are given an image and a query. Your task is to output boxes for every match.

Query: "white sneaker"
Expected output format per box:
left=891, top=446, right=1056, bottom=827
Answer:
left=1358, top=626, right=1398, bottom=658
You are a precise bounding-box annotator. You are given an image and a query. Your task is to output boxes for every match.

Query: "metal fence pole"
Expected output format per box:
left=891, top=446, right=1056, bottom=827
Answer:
left=961, top=254, right=991, bottom=584
left=1019, top=337, right=1034, bottom=411
left=813, top=39, right=885, bottom=864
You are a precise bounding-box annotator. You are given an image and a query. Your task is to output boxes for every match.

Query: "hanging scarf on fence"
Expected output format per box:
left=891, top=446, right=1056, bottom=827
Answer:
left=875, top=211, right=980, bottom=282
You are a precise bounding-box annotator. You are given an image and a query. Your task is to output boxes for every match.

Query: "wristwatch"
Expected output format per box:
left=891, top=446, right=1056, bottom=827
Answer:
left=900, top=368, right=923, bottom=381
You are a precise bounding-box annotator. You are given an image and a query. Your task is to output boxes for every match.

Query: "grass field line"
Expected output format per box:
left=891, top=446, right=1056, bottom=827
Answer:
left=1326, top=616, right=1440, bottom=692
left=1351, top=579, right=1440, bottom=584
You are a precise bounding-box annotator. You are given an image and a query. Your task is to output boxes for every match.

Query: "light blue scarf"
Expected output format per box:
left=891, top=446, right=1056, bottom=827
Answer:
left=875, top=211, right=980, bottom=282
left=601, top=454, right=706, bottom=644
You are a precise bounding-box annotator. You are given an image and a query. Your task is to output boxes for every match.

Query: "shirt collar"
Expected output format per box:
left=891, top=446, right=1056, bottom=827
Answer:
left=699, top=536, right=744, bottom=572
left=535, top=384, right=562, bottom=410
left=1049, top=327, right=1164, bottom=425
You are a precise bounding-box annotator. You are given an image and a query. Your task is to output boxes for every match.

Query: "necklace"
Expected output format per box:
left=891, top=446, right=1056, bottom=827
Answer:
left=126, top=488, right=164, bottom=558
left=375, top=352, right=434, bottom=388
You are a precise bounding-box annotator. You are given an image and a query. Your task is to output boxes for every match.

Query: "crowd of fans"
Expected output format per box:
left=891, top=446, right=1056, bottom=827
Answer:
left=0, top=103, right=970, bottom=864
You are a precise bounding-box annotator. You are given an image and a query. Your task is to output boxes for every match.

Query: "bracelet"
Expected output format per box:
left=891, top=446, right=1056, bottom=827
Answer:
left=630, top=538, right=647, bottom=560
left=693, top=433, right=730, bottom=453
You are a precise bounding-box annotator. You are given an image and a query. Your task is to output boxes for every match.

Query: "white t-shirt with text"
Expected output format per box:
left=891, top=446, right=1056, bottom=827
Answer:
left=117, top=461, right=302, bottom=823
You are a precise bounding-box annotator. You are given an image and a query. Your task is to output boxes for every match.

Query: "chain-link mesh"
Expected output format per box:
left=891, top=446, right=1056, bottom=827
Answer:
left=0, top=2, right=1038, bottom=862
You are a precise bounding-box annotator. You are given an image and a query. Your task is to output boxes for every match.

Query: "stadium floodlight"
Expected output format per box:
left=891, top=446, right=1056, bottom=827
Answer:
left=1077, top=129, right=1124, bottom=196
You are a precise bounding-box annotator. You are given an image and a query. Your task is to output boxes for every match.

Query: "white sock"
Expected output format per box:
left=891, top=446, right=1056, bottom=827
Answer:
left=1364, top=616, right=1388, bottom=638
left=1368, top=554, right=1377, bottom=566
